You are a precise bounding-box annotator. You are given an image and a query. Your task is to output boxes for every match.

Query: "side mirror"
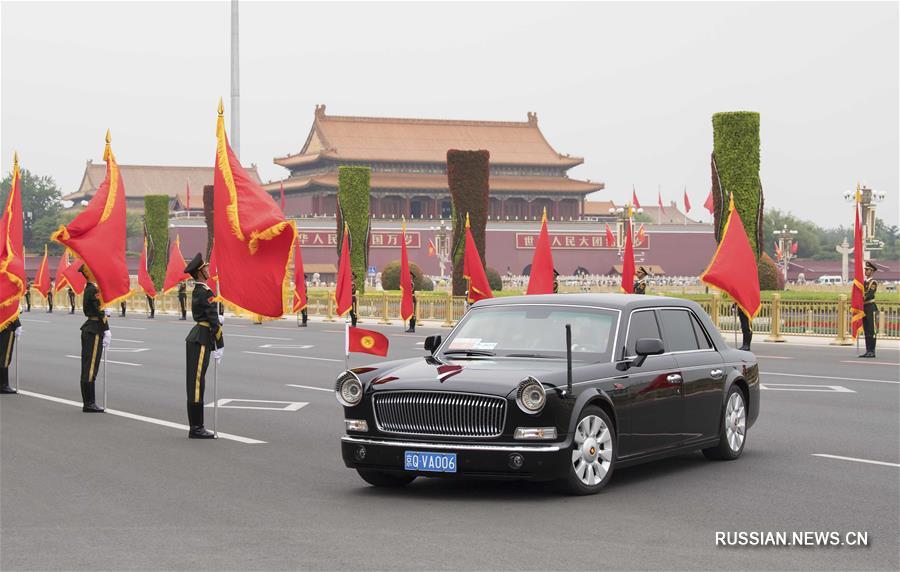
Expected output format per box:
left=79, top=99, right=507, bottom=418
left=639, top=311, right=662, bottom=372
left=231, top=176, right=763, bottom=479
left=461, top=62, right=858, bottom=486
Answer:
left=423, top=335, right=442, bottom=355
left=632, top=337, right=664, bottom=368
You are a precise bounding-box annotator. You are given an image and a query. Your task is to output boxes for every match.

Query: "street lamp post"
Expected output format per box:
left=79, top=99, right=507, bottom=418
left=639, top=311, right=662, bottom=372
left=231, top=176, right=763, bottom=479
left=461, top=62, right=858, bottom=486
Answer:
left=431, top=219, right=452, bottom=283
left=773, top=224, right=798, bottom=283
left=842, top=184, right=886, bottom=259
left=608, top=203, right=642, bottom=257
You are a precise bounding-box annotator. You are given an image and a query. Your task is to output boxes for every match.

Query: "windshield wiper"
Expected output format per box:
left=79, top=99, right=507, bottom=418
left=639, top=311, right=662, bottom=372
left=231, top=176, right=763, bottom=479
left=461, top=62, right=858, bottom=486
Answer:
left=505, top=353, right=558, bottom=359
left=443, top=349, right=496, bottom=357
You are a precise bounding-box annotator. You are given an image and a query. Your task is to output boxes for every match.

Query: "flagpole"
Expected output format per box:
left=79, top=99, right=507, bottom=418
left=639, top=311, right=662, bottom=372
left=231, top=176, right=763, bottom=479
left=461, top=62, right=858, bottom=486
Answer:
left=344, top=319, right=350, bottom=371
left=103, top=344, right=108, bottom=409
left=14, top=335, right=19, bottom=392
left=213, top=359, right=219, bottom=439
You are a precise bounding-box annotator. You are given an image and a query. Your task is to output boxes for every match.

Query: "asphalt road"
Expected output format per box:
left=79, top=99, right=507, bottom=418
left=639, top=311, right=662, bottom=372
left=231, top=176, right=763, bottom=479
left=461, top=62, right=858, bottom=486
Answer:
left=2, top=309, right=899, bottom=570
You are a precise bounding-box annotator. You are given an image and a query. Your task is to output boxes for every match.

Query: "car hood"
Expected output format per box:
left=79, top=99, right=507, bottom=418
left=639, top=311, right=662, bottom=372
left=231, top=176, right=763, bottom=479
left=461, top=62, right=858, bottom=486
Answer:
left=363, top=357, right=564, bottom=396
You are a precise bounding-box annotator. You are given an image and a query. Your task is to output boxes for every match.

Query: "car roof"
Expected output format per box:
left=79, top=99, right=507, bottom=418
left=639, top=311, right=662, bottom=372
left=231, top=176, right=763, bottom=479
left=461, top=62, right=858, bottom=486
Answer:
left=473, top=293, right=703, bottom=313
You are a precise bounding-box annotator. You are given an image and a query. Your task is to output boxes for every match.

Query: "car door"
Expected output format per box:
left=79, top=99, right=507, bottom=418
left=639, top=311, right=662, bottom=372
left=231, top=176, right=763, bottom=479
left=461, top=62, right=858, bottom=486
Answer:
left=618, top=309, right=684, bottom=457
left=658, top=308, right=725, bottom=445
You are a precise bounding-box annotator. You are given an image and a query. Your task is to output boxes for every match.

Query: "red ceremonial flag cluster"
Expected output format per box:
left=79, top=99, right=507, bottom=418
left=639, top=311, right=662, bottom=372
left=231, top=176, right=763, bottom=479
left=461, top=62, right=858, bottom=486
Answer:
left=292, top=234, right=307, bottom=313
left=704, top=191, right=715, bottom=215
left=635, top=224, right=646, bottom=246
left=162, top=235, right=190, bottom=294
left=632, top=188, right=641, bottom=210
left=138, top=237, right=157, bottom=298
left=62, top=258, right=87, bottom=295
left=334, top=223, right=353, bottom=316
left=399, top=218, right=415, bottom=321
left=54, top=250, right=71, bottom=293
left=700, top=197, right=761, bottom=318
left=526, top=208, right=555, bottom=295
left=850, top=190, right=866, bottom=338
left=348, top=326, right=389, bottom=357
left=462, top=213, right=493, bottom=303
left=0, top=153, right=27, bottom=329
left=51, top=130, right=131, bottom=308
left=213, top=100, right=296, bottom=318
left=34, top=245, right=51, bottom=297
left=684, top=189, right=692, bottom=213
left=605, top=223, right=615, bottom=246
left=620, top=218, right=635, bottom=294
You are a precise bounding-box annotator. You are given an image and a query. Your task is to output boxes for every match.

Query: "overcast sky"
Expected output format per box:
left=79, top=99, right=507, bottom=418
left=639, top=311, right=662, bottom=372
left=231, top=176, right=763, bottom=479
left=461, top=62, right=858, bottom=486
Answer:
left=2, top=1, right=897, bottom=228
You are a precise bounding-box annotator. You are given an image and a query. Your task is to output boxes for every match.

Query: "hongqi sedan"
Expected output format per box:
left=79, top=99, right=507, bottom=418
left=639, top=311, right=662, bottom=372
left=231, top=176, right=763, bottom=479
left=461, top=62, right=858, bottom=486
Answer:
left=337, top=294, right=759, bottom=494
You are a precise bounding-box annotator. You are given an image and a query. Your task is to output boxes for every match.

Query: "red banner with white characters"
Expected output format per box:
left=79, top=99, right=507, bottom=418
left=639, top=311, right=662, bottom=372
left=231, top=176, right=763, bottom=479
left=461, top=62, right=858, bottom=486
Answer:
left=515, top=232, right=649, bottom=250
left=297, top=231, right=420, bottom=248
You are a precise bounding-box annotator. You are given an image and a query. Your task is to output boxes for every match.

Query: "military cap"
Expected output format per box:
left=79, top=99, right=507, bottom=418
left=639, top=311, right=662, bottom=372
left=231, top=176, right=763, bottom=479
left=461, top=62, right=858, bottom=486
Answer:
left=638, top=266, right=649, bottom=275
left=865, top=261, right=878, bottom=272
left=77, top=262, right=90, bottom=276
left=553, top=268, right=560, bottom=277
left=184, top=253, right=208, bottom=277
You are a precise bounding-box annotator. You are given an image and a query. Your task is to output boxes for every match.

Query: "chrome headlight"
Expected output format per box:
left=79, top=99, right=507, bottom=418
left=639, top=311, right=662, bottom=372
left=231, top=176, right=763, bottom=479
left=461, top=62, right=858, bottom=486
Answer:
left=516, top=377, right=546, bottom=414
left=335, top=371, right=363, bottom=407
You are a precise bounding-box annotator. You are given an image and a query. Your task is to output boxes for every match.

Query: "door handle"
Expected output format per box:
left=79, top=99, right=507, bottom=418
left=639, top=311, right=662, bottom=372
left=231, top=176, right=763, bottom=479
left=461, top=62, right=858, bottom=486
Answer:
left=666, top=374, right=683, bottom=384
left=710, top=369, right=724, bottom=379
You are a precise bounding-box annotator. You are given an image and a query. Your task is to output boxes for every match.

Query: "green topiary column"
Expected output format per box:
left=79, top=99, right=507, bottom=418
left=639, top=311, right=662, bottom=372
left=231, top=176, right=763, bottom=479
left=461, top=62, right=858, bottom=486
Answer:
left=447, top=150, right=490, bottom=296
left=143, top=195, right=169, bottom=289
left=336, top=166, right=371, bottom=294
left=711, top=111, right=764, bottom=258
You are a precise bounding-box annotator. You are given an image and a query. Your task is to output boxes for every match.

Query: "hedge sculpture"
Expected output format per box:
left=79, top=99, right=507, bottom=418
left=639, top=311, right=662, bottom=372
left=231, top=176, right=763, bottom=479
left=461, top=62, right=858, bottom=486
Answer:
left=336, top=166, right=371, bottom=294
left=143, top=195, right=169, bottom=289
left=447, top=150, right=490, bottom=296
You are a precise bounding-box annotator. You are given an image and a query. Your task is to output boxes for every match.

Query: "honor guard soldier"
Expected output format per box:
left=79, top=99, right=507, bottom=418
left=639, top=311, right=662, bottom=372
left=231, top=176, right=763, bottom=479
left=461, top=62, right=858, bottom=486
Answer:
left=405, top=271, right=417, bottom=333
left=350, top=272, right=359, bottom=327
left=146, top=294, right=155, bottom=319
left=299, top=274, right=308, bottom=327
left=634, top=267, right=649, bottom=295
left=735, top=305, right=752, bottom=351
left=553, top=269, right=560, bottom=294
left=78, top=264, right=109, bottom=412
left=0, top=318, right=22, bottom=394
left=67, top=286, right=76, bottom=314
left=184, top=253, right=223, bottom=439
left=859, top=261, right=879, bottom=358
left=119, top=300, right=127, bottom=317
left=178, top=280, right=188, bottom=320
left=46, top=282, right=54, bottom=313
left=23, top=281, right=31, bottom=312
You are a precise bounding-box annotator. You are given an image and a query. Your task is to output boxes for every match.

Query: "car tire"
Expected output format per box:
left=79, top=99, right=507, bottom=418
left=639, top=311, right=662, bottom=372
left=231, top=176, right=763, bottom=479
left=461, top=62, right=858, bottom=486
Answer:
left=703, top=385, right=747, bottom=461
left=560, top=406, right=616, bottom=495
left=356, top=469, right=416, bottom=488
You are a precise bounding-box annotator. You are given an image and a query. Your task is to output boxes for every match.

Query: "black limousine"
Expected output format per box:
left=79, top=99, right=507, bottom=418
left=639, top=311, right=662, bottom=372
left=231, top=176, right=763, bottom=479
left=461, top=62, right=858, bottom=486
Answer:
left=337, top=294, right=759, bottom=494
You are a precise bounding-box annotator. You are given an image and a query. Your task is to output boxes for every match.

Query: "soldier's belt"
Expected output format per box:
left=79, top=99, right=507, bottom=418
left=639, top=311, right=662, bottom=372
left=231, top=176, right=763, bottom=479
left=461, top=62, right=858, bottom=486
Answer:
left=197, top=321, right=210, bottom=327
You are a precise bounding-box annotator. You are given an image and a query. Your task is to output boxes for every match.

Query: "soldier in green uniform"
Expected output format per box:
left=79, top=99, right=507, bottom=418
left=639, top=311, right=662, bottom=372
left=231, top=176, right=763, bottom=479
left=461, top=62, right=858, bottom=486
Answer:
left=859, top=261, right=879, bottom=358
left=350, top=272, right=359, bottom=327
left=46, top=283, right=54, bottom=313
left=184, top=253, right=223, bottom=439
left=0, top=317, right=22, bottom=394
left=23, top=281, right=31, bottom=312
left=78, top=264, right=108, bottom=412
left=299, top=274, right=308, bottom=327
left=634, top=267, right=648, bottom=295
left=405, top=271, right=417, bottom=333
left=178, top=281, right=188, bottom=320
left=735, top=305, right=752, bottom=351
left=146, top=294, right=155, bottom=319
left=67, top=286, right=76, bottom=314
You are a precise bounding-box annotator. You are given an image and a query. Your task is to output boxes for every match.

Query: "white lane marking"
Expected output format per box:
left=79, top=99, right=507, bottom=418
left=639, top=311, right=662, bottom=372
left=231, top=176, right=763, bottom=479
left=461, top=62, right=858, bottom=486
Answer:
left=839, top=360, right=900, bottom=366
left=229, top=334, right=292, bottom=341
left=107, top=348, right=150, bottom=354
left=242, top=350, right=342, bottom=363
left=258, top=344, right=314, bottom=349
left=812, top=454, right=900, bottom=469
left=760, top=383, right=855, bottom=393
left=110, top=325, right=147, bottom=330
left=65, top=355, right=142, bottom=367
left=20, top=318, right=49, bottom=323
left=415, top=342, right=425, bottom=346
left=205, top=398, right=308, bottom=411
left=15, top=390, right=265, bottom=444
left=755, top=355, right=793, bottom=360
left=114, top=338, right=145, bottom=344
left=765, top=372, right=900, bottom=385
left=286, top=383, right=333, bottom=393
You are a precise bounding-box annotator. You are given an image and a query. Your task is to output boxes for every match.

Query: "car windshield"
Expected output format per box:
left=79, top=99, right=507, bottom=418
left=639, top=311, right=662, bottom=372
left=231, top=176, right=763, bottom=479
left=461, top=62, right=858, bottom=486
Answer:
left=441, top=305, right=617, bottom=363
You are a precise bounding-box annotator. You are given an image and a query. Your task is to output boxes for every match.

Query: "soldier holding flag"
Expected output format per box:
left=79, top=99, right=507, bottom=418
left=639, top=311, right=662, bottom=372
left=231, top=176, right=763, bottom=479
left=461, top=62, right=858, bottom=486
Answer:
left=78, top=263, right=109, bottom=412
left=859, top=261, right=879, bottom=358
left=184, top=253, right=223, bottom=439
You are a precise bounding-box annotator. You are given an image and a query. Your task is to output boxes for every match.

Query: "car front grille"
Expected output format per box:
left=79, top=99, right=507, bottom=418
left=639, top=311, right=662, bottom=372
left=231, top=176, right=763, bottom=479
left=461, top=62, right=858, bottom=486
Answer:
left=373, top=391, right=506, bottom=438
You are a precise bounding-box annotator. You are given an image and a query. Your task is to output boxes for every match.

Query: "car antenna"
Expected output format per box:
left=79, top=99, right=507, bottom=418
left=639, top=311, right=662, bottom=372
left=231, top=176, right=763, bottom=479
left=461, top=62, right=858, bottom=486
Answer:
left=565, top=324, right=573, bottom=398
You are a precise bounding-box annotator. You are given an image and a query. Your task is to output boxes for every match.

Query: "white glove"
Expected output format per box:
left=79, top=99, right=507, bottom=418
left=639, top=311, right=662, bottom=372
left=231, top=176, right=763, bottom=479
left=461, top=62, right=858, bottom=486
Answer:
left=211, top=348, right=224, bottom=362
left=104, top=308, right=112, bottom=317
left=102, top=330, right=111, bottom=348
left=219, top=314, right=225, bottom=325
left=14, top=326, right=22, bottom=338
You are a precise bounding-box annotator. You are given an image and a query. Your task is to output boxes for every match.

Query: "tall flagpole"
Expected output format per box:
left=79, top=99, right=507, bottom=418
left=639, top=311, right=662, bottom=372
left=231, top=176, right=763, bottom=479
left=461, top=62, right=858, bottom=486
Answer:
left=213, top=359, right=219, bottom=439
left=344, top=319, right=350, bottom=371
left=230, top=0, right=240, bottom=159
left=103, top=344, right=108, bottom=408
left=14, top=336, right=19, bottom=391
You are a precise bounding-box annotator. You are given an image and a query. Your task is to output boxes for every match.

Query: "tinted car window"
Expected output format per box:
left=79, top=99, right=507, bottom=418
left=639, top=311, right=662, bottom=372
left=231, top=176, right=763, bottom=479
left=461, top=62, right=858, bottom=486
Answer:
left=626, top=310, right=662, bottom=356
left=659, top=309, right=700, bottom=352
left=690, top=312, right=713, bottom=350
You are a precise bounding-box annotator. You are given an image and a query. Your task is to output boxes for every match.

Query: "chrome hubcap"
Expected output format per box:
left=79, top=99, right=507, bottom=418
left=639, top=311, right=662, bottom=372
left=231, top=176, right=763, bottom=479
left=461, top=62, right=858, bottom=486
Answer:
left=572, top=415, right=612, bottom=486
left=725, top=392, right=746, bottom=452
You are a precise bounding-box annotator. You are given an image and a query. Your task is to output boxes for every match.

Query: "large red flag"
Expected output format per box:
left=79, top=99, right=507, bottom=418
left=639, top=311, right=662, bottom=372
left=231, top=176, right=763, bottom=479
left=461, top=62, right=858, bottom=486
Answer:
left=0, top=152, right=26, bottom=329
left=334, top=224, right=353, bottom=316
left=54, top=250, right=70, bottom=293
left=51, top=130, right=131, bottom=308
left=462, top=213, right=493, bottom=303
left=620, top=219, right=635, bottom=294
left=162, top=234, right=190, bottom=294
left=605, top=223, right=616, bottom=247
left=34, top=245, right=51, bottom=297
left=850, top=190, right=865, bottom=338
left=208, top=244, right=219, bottom=292
left=213, top=99, right=296, bottom=318
left=138, top=237, right=157, bottom=298
left=62, top=258, right=87, bottom=295
left=683, top=189, right=692, bottom=213
left=527, top=208, right=555, bottom=295
left=292, top=235, right=307, bottom=313
left=635, top=224, right=646, bottom=246
left=348, top=326, right=389, bottom=357
left=700, top=197, right=761, bottom=318
left=631, top=187, right=641, bottom=210
left=704, top=190, right=715, bottom=215
left=400, top=218, right=414, bottom=320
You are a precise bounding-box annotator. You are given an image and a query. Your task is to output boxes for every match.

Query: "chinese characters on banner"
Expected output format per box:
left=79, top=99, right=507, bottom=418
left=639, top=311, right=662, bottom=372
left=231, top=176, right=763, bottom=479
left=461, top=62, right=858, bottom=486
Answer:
left=297, top=231, right=421, bottom=248
left=515, top=232, right=649, bottom=250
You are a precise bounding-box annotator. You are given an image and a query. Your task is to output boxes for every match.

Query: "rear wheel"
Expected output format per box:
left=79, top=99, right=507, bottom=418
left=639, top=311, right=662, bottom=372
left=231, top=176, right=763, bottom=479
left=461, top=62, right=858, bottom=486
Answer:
left=560, top=406, right=616, bottom=495
left=703, top=385, right=747, bottom=460
left=356, top=468, right=416, bottom=488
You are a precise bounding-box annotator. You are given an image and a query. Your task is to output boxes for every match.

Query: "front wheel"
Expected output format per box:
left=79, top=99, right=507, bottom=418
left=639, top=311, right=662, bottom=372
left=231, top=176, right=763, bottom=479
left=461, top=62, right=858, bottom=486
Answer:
left=703, top=385, right=747, bottom=460
left=356, top=468, right=416, bottom=488
left=560, top=406, right=616, bottom=495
